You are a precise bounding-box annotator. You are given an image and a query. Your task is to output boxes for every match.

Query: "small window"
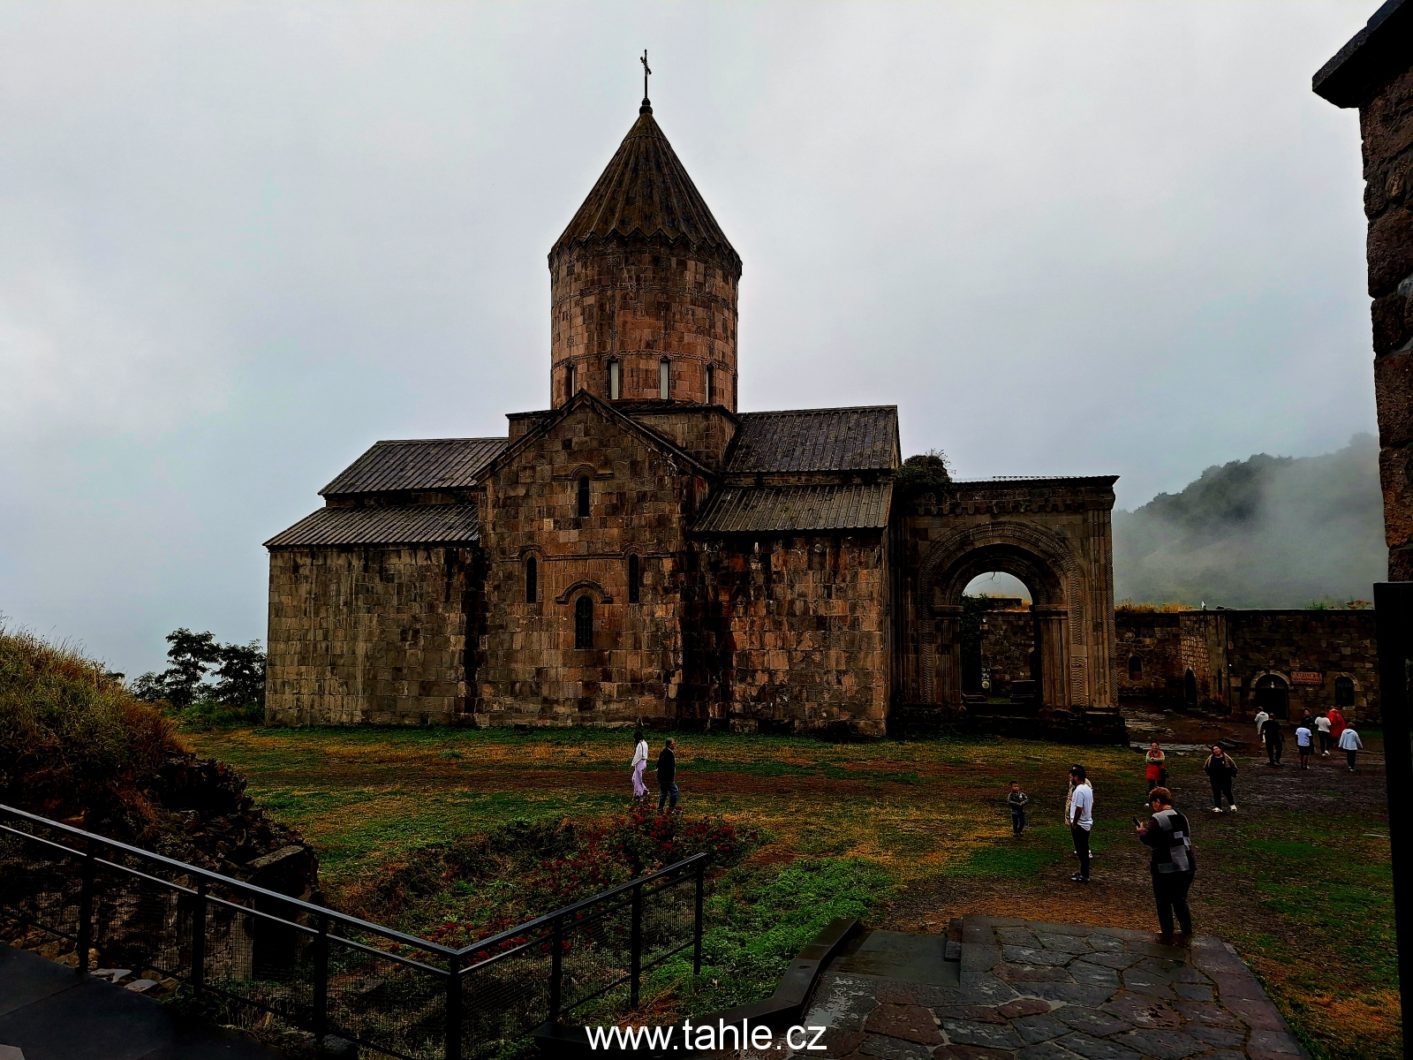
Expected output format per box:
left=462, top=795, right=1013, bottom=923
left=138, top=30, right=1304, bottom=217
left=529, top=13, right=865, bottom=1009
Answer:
left=574, top=595, right=594, bottom=649
left=628, top=554, right=640, bottom=604
left=705, top=364, right=714, bottom=405
left=576, top=475, right=590, bottom=518
left=525, top=557, right=537, bottom=603
left=608, top=359, right=620, bottom=400
left=659, top=358, right=670, bottom=400
left=1128, top=655, right=1142, bottom=680
left=1335, top=675, right=1355, bottom=707
left=565, top=364, right=577, bottom=402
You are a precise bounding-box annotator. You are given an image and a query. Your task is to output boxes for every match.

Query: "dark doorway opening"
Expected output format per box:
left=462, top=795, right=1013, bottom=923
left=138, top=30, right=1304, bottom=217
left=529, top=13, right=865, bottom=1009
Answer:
left=1254, top=674, right=1290, bottom=719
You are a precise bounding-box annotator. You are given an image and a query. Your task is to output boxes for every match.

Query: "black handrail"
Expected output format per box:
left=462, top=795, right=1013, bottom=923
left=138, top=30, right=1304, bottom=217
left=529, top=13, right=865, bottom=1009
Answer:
left=0, top=802, right=709, bottom=1059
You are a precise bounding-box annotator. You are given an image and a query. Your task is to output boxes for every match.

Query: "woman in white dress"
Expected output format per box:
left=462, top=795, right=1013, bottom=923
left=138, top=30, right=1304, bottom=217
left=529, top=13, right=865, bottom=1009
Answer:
left=631, top=727, right=649, bottom=800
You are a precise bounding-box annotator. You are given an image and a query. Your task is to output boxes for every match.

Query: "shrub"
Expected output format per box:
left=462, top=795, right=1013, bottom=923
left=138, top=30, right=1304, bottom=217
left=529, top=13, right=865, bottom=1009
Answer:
left=0, top=626, right=183, bottom=824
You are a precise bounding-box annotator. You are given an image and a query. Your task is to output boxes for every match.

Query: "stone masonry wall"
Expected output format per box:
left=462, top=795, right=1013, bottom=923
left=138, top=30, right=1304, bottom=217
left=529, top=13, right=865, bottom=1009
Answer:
left=266, top=546, right=478, bottom=725
left=698, top=534, right=890, bottom=737
left=1115, top=609, right=1378, bottom=720
left=979, top=611, right=1035, bottom=690
left=1363, top=65, right=1413, bottom=579
left=549, top=245, right=739, bottom=411
left=476, top=401, right=709, bottom=726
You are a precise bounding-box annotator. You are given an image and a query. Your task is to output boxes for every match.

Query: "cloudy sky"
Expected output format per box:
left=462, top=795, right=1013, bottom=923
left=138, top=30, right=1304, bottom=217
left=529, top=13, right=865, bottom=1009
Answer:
left=0, top=1, right=1378, bottom=675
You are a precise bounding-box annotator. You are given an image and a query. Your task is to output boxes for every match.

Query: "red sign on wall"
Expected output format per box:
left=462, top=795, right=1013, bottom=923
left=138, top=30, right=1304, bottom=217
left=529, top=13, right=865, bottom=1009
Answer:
left=1292, top=671, right=1323, bottom=686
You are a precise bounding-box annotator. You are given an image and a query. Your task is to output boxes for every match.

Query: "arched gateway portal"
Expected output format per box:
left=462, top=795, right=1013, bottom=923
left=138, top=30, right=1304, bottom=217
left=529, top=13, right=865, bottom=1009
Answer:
left=896, top=478, right=1119, bottom=716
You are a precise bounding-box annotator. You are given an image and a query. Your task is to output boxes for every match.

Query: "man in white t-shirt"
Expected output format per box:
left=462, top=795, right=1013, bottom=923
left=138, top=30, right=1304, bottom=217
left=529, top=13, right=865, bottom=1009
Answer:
left=1068, top=764, right=1094, bottom=883
left=1254, top=708, right=1269, bottom=736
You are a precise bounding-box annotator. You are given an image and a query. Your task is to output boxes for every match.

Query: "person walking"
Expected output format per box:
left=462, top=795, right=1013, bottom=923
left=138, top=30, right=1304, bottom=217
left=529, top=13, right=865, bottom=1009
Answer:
left=1315, top=711, right=1333, bottom=757
left=1328, top=706, right=1348, bottom=749
left=1294, top=720, right=1314, bottom=769
left=1136, top=787, right=1196, bottom=946
left=630, top=727, right=649, bottom=802
left=656, top=738, right=679, bottom=812
left=1261, top=714, right=1285, bottom=767
left=1144, top=741, right=1168, bottom=794
left=1254, top=706, right=1269, bottom=737
left=1203, top=744, right=1238, bottom=813
left=1007, top=781, right=1030, bottom=836
left=1068, top=764, right=1094, bottom=883
left=1338, top=724, right=1364, bottom=773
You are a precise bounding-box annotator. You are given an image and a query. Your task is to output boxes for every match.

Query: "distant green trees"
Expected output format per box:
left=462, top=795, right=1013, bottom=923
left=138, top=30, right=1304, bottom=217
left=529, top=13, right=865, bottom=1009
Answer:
left=131, top=628, right=265, bottom=716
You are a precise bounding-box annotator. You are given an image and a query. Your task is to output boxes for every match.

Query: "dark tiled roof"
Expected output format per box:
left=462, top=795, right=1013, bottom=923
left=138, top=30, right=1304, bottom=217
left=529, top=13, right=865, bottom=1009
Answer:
left=550, top=108, right=739, bottom=268
left=265, top=504, right=480, bottom=549
left=694, top=483, right=892, bottom=534
left=320, top=438, right=506, bottom=496
left=727, top=407, right=898, bottom=474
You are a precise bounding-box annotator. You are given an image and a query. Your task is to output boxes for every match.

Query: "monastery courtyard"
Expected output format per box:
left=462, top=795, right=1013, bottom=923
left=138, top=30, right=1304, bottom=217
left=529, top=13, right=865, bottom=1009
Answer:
left=185, top=713, right=1395, bottom=1059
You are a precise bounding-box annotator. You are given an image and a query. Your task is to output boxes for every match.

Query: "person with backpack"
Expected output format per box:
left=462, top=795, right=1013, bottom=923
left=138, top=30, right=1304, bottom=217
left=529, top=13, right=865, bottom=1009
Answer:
left=1202, top=744, right=1238, bottom=813
left=1136, top=787, right=1196, bottom=945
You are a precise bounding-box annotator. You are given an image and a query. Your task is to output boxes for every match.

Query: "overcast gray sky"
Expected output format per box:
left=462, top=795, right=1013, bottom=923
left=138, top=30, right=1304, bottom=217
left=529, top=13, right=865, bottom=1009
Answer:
left=0, top=1, right=1378, bottom=676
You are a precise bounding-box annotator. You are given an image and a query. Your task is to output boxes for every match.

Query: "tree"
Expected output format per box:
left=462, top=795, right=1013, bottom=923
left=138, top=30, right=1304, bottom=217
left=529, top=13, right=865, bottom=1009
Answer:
left=128, top=629, right=266, bottom=710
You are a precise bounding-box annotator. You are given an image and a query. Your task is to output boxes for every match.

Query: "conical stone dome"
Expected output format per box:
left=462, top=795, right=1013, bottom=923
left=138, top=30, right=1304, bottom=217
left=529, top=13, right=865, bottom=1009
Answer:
left=551, top=106, right=740, bottom=269
left=548, top=103, right=741, bottom=412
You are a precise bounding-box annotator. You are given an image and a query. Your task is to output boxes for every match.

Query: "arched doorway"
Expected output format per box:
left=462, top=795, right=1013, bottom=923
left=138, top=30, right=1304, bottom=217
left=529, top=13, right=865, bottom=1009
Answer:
left=1253, top=673, right=1290, bottom=719
left=1334, top=675, right=1355, bottom=707
left=961, top=572, right=1035, bottom=701
left=916, top=527, right=1076, bottom=711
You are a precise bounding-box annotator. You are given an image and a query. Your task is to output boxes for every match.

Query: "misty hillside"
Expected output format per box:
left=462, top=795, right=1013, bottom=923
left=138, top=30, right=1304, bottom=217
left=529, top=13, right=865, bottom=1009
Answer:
left=1113, top=435, right=1385, bottom=607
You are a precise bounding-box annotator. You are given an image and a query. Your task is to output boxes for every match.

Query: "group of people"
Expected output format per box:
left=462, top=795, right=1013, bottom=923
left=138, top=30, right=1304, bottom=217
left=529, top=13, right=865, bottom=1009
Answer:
left=1005, top=700, right=1371, bottom=946
left=1253, top=706, right=1363, bottom=772
left=1027, top=762, right=1193, bottom=944
left=630, top=728, right=680, bottom=811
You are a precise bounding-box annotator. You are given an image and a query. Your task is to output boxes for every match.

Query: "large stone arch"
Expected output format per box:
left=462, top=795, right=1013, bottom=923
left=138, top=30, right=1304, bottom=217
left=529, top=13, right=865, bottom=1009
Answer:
left=895, top=477, right=1118, bottom=720
left=915, top=521, right=1084, bottom=711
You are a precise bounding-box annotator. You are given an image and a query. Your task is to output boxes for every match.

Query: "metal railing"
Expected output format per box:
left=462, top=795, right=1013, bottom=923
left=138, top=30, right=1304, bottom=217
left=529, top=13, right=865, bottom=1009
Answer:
left=0, top=803, right=707, bottom=1059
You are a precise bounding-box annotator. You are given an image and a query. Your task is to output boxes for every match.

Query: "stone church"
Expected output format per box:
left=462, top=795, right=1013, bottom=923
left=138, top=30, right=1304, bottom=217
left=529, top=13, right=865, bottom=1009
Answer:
left=264, top=91, right=1120, bottom=736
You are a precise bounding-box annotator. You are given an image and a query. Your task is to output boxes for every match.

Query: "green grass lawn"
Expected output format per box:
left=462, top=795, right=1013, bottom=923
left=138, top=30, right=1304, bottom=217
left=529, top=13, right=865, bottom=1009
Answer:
left=185, top=722, right=1399, bottom=1059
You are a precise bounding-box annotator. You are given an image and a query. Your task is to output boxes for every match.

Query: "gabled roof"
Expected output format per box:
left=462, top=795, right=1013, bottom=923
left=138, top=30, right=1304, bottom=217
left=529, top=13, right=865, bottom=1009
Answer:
left=320, top=438, right=506, bottom=496
left=479, top=390, right=714, bottom=482
left=726, top=407, right=899, bottom=474
left=265, top=504, right=480, bottom=549
left=694, top=483, right=892, bottom=535
left=550, top=105, right=739, bottom=270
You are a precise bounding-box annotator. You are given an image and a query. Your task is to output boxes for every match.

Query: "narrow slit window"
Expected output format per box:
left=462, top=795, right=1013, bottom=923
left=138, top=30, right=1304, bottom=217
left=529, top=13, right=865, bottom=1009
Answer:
left=608, top=359, right=620, bottom=400
left=525, top=557, right=537, bottom=603
left=705, top=364, right=714, bottom=404
left=659, top=358, right=670, bottom=400
left=574, top=595, right=594, bottom=649
left=576, top=475, right=590, bottom=518
left=565, top=364, right=577, bottom=401
left=628, top=554, right=640, bottom=604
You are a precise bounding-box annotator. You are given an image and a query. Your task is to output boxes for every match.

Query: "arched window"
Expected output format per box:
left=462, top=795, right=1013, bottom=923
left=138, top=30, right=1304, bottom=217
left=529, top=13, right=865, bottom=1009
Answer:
left=608, top=359, right=620, bottom=400
left=574, top=595, right=594, bottom=649
left=1335, top=675, right=1355, bottom=707
left=628, top=554, right=640, bottom=604
left=525, top=556, right=537, bottom=603
left=659, top=358, right=670, bottom=400
left=576, top=475, right=590, bottom=518
left=565, top=363, right=577, bottom=402
left=1128, top=655, right=1143, bottom=680
left=705, top=364, right=715, bottom=405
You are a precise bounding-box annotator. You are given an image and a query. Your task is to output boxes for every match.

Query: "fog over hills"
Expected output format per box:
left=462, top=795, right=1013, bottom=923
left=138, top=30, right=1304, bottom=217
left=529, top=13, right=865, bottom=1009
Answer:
left=1112, top=435, right=1385, bottom=608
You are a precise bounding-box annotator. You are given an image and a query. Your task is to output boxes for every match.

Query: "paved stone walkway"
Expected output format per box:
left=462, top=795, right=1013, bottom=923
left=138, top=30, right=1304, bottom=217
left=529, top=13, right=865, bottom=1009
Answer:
left=794, top=916, right=1306, bottom=1059
left=0, top=945, right=282, bottom=1059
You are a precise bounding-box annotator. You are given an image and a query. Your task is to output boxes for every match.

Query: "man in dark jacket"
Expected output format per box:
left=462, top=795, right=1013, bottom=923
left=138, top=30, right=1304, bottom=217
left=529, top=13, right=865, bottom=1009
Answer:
left=1136, top=787, right=1195, bottom=945
left=656, top=739, right=679, bottom=813
left=1261, top=715, right=1285, bottom=767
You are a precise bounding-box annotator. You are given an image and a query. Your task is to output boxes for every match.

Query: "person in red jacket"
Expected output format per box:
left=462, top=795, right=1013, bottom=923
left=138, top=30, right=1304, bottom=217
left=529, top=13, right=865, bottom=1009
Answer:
left=1327, top=706, right=1347, bottom=747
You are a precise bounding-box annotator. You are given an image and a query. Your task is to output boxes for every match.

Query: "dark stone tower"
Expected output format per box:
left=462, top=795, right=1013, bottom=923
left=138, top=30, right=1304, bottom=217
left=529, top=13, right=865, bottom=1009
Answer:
left=548, top=96, right=741, bottom=411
